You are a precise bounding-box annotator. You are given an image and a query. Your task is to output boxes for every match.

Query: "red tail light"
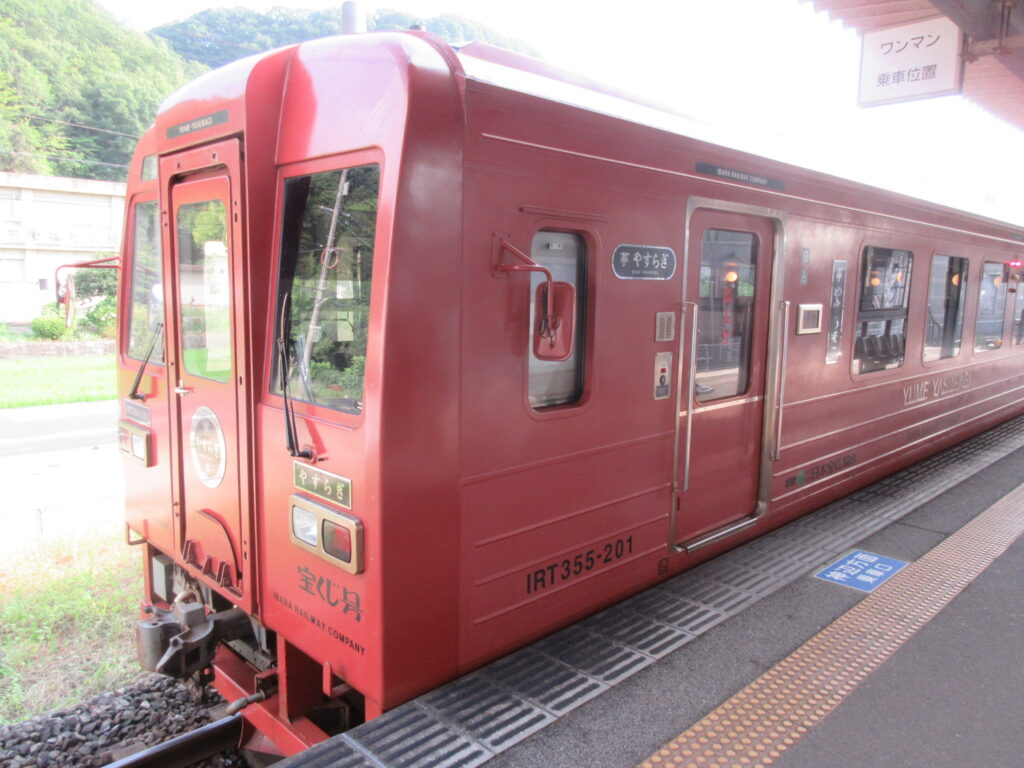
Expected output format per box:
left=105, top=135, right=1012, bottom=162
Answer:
left=323, top=520, right=352, bottom=563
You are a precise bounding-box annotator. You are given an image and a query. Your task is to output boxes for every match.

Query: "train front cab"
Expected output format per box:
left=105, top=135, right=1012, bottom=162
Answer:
left=120, top=34, right=468, bottom=752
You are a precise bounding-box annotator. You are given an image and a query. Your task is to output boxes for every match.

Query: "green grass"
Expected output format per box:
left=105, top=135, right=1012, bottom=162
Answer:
left=0, top=532, right=144, bottom=723
left=0, top=354, right=117, bottom=408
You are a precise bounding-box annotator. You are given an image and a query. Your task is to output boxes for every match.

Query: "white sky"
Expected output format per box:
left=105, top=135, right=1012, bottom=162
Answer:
left=95, top=0, right=1024, bottom=226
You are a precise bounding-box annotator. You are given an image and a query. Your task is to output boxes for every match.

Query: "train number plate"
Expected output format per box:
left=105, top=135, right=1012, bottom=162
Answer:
left=526, top=535, right=634, bottom=595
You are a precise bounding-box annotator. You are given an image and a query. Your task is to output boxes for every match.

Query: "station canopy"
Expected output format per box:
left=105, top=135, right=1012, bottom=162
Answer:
left=809, top=0, right=1024, bottom=131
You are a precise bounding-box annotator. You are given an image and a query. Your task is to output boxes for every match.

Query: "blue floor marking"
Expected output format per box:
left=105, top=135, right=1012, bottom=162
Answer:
left=814, top=549, right=909, bottom=592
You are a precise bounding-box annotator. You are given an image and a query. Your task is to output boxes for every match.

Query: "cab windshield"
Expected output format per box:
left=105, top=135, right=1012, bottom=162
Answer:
left=273, top=164, right=380, bottom=415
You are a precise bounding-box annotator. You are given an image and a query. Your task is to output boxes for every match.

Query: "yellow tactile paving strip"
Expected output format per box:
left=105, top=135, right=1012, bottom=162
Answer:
left=638, top=484, right=1024, bottom=768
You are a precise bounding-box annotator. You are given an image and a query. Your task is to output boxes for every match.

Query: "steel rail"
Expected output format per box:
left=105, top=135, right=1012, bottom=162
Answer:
left=101, top=712, right=243, bottom=768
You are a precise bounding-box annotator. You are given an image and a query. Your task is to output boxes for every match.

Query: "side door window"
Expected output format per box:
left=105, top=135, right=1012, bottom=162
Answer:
left=694, top=229, right=758, bottom=402
left=975, top=262, right=1008, bottom=352
left=923, top=254, right=967, bottom=362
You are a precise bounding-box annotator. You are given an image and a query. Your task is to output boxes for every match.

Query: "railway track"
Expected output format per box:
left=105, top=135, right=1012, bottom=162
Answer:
left=0, top=675, right=248, bottom=768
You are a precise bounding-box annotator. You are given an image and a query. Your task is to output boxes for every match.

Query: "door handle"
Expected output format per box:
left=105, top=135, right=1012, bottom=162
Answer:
left=175, top=383, right=192, bottom=396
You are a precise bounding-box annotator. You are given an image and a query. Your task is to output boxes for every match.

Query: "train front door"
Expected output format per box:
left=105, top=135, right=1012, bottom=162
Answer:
left=164, top=140, right=252, bottom=607
left=673, top=209, right=775, bottom=547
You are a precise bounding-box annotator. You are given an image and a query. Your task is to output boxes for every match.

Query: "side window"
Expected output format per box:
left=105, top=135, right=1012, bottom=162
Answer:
left=127, top=201, right=164, bottom=363
left=694, top=228, right=758, bottom=402
left=974, top=262, right=1008, bottom=352
left=923, top=255, right=968, bottom=362
left=853, top=246, right=912, bottom=374
left=1013, top=271, right=1024, bottom=347
left=273, top=164, right=380, bottom=415
left=528, top=231, right=586, bottom=409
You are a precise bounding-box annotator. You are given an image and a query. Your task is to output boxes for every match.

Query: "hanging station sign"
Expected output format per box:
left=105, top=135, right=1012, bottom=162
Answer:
left=858, top=16, right=964, bottom=107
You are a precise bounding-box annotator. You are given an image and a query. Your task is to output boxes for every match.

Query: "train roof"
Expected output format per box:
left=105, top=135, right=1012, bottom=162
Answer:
left=150, top=32, right=1023, bottom=243
left=454, top=42, right=759, bottom=156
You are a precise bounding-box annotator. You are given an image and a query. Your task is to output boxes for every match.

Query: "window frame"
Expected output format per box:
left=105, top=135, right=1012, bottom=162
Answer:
left=693, top=227, right=760, bottom=403
left=1011, top=264, right=1024, bottom=348
left=175, top=196, right=232, bottom=383
left=851, top=245, right=914, bottom=376
left=124, top=194, right=166, bottom=368
left=922, top=253, right=969, bottom=365
left=265, top=149, right=386, bottom=426
left=527, top=228, right=589, bottom=411
left=973, top=261, right=1010, bottom=354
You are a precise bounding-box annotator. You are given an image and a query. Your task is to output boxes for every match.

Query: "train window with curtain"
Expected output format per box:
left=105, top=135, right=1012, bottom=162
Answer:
left=923, top=255, right=968, bottom=362
left=853, top=246, right=912, bottom=374
left=528, top=231, right=587, bottom=409
left=974, top=262, right=1008, bottom=352
left=272, top=164, right=380, bottom=415
left=127, top=201, right=164, bottom=364
left=694, top=228, right=757, bottom=402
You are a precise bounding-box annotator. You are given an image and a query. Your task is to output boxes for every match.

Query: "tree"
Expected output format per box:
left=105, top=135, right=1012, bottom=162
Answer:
left=0, top=0, right=200, bottom=181
left=151, top=6, right=538, bottom=70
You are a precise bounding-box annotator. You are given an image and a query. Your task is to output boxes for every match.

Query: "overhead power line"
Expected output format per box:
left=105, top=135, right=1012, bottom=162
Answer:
left=0, top=149, right=130, bottom=169
left=26, top=114, right=140, bottom=139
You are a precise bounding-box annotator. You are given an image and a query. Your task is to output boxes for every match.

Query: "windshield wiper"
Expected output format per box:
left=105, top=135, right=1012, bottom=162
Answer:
left=128, top=322, right=164, bottom=401
left=277, top=293, right=313, bottom=459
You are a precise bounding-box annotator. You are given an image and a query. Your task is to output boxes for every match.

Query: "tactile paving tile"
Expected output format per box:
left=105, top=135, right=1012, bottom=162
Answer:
left=482, top=648, right=606, bottom=714
left=280, top=737, right=384, bottom=768
left=627, top=592, right=725, bottom=635
left=579, top=602, right=695, bottom=659
left=532, top=625, right=655, bottom=685
left=418, top=675, right=553, bottom=752
left=661, top=574, right=760, bottom=614
left=279, top=415, right=1024, bottom=768
left=347, top=704, right=490, bottom=768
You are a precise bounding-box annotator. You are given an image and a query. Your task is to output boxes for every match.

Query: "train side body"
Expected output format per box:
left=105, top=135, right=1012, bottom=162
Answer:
left=115, top=32, right=1024, bottom=755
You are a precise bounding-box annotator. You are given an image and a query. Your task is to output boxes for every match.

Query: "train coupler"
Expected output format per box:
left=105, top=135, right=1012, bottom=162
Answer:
left=136, top=594, right=252, bottom=679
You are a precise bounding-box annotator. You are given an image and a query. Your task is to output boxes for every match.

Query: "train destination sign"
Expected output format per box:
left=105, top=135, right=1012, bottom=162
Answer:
left=167, top=109, right=229, bottom=140
left=814, top=550, right=908, bottom=593
left=612, top=244, right=676, bottom=280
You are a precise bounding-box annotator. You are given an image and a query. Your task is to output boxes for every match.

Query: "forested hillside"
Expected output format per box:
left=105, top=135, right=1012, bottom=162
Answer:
left=151, top=7, right=537, bottom=69
left=0, top=0, right=201, bottom=181
left=0, top=1, right=534, bottom=183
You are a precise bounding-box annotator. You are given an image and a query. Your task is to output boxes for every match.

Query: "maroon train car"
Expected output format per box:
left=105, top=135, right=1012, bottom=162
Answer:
left=116, top=31, right=1024, bottom=756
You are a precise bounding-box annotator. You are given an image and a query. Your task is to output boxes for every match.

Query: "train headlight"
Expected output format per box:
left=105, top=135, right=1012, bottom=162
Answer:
left=289, top=494, right=364, bottom=575
left=291, top=505, right=319, bottom=547
left=117, top=420, right=152, bottom=466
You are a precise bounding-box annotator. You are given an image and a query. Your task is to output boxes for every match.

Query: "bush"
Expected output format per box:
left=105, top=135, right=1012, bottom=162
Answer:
left=84, top=295, right=117, bottom=339
left=30, top=315, right=70, bottom=340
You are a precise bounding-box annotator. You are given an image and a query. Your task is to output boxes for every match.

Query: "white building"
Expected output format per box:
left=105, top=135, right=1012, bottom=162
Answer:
left=0, top=172, right=126, bottom=324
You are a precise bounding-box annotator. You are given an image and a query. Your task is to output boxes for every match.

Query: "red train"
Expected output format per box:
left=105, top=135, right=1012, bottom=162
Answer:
left=115, top=31, right=1024, bottom=757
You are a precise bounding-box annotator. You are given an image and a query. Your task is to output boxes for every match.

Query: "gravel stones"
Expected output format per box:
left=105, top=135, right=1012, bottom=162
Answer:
left=0, top=675, right=249, bottom=768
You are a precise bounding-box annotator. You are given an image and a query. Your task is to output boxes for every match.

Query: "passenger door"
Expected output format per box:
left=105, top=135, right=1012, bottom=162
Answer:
left=674, top=209, right=775, bottom=547
left=163, top=140, right=253, bottom=608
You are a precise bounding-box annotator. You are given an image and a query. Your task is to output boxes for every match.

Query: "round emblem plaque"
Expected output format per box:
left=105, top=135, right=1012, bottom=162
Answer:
left=190, top=406, right=226, bottom=488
